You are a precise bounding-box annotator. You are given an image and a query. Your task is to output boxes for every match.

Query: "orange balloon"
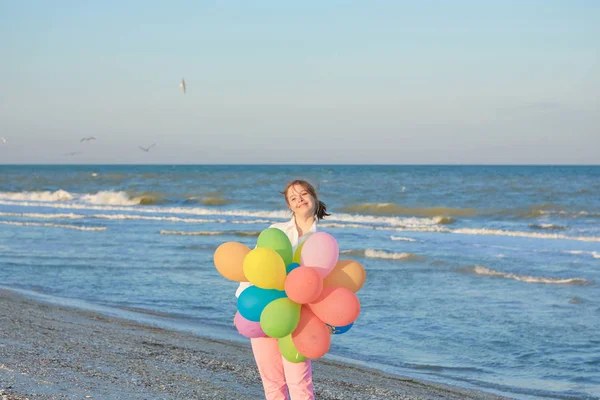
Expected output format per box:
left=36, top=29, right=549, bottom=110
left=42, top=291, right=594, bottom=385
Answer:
left=323, top=260, right=366, bottom=293
left=292, top=306, right=331, bottom=359
left=213, top=242, right=251, bottom=281
left=308, top=287, right=360, bottom=326
left=285, top=267, right=323, bottom=304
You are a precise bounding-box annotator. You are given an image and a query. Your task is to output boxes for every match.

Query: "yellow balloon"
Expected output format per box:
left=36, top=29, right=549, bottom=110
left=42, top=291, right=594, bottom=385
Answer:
left=292, top=241, right=305, bottom=263
left=322, top=260, right=366, bottom=293
left=243, top=248, right=286, bottom=290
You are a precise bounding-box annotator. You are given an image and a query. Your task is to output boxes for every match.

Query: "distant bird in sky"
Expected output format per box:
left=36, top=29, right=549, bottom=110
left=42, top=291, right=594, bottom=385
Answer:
left=0, top=137, right=6, bottom=144
left=81, top=136, right=96, bottom=142
left=64, top=151, right=83, bottom=156
left=139, top=143, right=156, bottom=152
left=180, top=78, right=186, bottom=94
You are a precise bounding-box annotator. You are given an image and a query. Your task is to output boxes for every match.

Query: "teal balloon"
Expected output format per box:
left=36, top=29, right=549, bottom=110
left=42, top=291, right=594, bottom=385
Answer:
left=260, top=298, right=301, bottom=338
left=278, top=334, right=307, bottom=363
left=286, top=262, right=300, bottom=275
left=238, top=286, right=286, bottom=322
left=257, top=228, right=293, bottom=266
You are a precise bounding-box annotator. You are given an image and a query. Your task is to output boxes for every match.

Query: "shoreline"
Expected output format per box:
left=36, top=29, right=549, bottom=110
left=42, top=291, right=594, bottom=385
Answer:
left=0, top=288, right=512, bottom=399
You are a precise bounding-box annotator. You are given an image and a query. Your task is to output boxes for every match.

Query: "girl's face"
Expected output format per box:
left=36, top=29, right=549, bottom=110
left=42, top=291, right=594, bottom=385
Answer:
left=286, top=184, right=315, bottom=218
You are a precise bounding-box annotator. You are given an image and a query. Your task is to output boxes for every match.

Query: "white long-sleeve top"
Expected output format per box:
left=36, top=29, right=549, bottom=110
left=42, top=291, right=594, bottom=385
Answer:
left=235, top=216, right=317, bottom=298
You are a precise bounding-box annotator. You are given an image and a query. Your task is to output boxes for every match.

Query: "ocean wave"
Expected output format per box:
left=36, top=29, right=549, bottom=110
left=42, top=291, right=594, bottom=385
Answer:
left=81, top=191, right=164, bottom=206
left=160, top=230, right=222, bottom=236
left=0, top=190, right=164, bottom=206
left=390, top=236, right=418, bottom=242
left=320, top=222, right=374, bottom=230
left=528, top=223, right=568, bottom=231
left=0, top=190, right=73, bottom=202
left=0, top=208, right=276, bottom=226
left=2, top=199, right=599, bottom=242
left=434, top=216, right=455, bottom=225
left=0, top=220, right=106, bottom=231
left=379, top=225, right=450, bottom=233
left=340, top=203, right=476, bottom=217
left=565, top=250, right=600, bottom=259
left=160, top=230, right=260, bottom=237
left=452, top=228, right=600, bottom=242
left=518, top=204, right=600, bottom=219
left=200, top=197, right=230, bottom=206
left=341, top=249, right=424, bottom=261
left=90, top=214, right=225, bottom=224
left=0, top=212, right=84, bottom=220
left=461, top=265, right=591, bottom=285
left=569, top=297, right=585, bottom=304
left=0, top=199, right=440, bottom=228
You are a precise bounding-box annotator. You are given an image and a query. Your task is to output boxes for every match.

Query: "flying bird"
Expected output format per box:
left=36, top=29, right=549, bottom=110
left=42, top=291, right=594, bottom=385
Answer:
left=80, top=136, right=96, bottom=142
left=0, top=137, right=6, bottom=144
left=180, top=78, right=186, bottom=94
left=139, top=143, right=156, bottom=152
left=64, top=151, right=83, bottom=156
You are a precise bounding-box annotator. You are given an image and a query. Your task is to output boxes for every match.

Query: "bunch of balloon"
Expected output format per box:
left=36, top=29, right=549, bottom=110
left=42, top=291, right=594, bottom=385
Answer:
left=213, top=228, right=366, bottom=362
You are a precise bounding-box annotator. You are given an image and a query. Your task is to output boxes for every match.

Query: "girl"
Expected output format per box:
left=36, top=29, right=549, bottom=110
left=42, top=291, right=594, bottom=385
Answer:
left=236, top=179, right=329, bottom=400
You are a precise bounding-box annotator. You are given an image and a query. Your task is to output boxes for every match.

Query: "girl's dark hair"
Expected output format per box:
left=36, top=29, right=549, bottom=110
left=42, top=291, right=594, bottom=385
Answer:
left=282, top=179, right=330, bottom=221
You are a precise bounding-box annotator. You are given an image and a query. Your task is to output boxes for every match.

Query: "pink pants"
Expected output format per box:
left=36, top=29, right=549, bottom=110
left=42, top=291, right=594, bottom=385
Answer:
left=251, top=337, right=314, bottom=400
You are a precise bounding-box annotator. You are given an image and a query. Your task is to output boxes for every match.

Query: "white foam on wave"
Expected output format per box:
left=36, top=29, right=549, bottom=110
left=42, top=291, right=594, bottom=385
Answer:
left=381, top=225, right=449, bottom=233
left=160, top=230, right=260, bottom=237
left=2, top=198, right=599, bottom=242
left=0, top=212, right=84, bottom=219
left=0, top=220, right=106, bottom=231
left=160, top=230, right=222, bottom=236
left=341, top=249, right=423, bottom=261
left=365, top=249, right=422, bottom=260
left=0, top=190, right=74, bottom=202
left=0, top=190, right=147, bottom=206
left=467, top=265, right=591, bottom=285
left=80, top=191, right=139, bottom=205
left=0, top=199, right=438, bottom=228
left=0, top=209, right=284, bottom=227
left=91, top=214, right=224, bottom=223
left=0, top=199, right=292, bottom=220
left=321, top=222, right=374, bottom=230
left=390, top=236, right=418, bottom=242
left=452, top=228, right=600, bottom=242
left=565, top=250, right=600, bottom=259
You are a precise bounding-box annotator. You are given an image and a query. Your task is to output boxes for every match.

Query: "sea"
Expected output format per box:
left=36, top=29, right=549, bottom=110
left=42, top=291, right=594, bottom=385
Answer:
left=0, top=165, right=598, bottom=399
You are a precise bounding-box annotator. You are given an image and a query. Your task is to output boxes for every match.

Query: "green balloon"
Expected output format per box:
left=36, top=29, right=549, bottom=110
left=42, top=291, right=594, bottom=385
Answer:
left=257, top=228, right=293, bottom=266
left=278, top=334, right=307, bottom=363
left=260, top=298, right=300, bottom=338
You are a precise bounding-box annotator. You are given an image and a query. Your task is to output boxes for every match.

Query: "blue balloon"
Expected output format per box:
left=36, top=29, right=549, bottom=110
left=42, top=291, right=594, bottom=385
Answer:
left=286, top=262, right=300, bottom=275
left=238, top=286, right=287, bottom=322
left=327, top=323, right=353, bottom=335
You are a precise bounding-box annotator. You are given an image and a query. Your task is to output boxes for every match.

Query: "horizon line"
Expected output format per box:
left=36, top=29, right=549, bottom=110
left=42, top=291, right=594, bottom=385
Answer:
left=1, top=163, right=599, bottom=167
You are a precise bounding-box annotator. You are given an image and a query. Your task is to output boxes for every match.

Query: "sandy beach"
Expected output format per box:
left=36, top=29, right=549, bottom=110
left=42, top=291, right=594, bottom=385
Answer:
left=0, top=289, right=512, bottom=400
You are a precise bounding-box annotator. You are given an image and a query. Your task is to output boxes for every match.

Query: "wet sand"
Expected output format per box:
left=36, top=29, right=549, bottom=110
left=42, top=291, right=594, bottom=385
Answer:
left=0, top=289, right=511, bottom=399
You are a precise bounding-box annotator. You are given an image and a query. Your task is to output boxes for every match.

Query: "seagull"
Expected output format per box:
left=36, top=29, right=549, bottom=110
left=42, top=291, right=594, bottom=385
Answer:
left=139, top=143, right=156, bottom=152
left=80, top=136, right=96, bottom=142
left=64, top=151, right=83, bottom=156
left=0, top=137, right=6, bottom=144
left=180, top=78, right=186, bottom=94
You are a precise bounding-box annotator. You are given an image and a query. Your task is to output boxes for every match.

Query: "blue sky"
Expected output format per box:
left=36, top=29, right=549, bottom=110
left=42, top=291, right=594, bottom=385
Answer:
left=1, top=1, right=598, bottom=164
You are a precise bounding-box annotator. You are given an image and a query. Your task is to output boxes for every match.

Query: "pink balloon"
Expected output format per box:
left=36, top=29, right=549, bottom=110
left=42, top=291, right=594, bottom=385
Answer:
left=292, top=306, right=331, bottom=359
left=234, top=311, right=266, bottom=338
left=285, top=266, right=323, bottom=304
left=300, top=232, right=339, bottom=278
left=308, top=287, right=361, bottom=327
